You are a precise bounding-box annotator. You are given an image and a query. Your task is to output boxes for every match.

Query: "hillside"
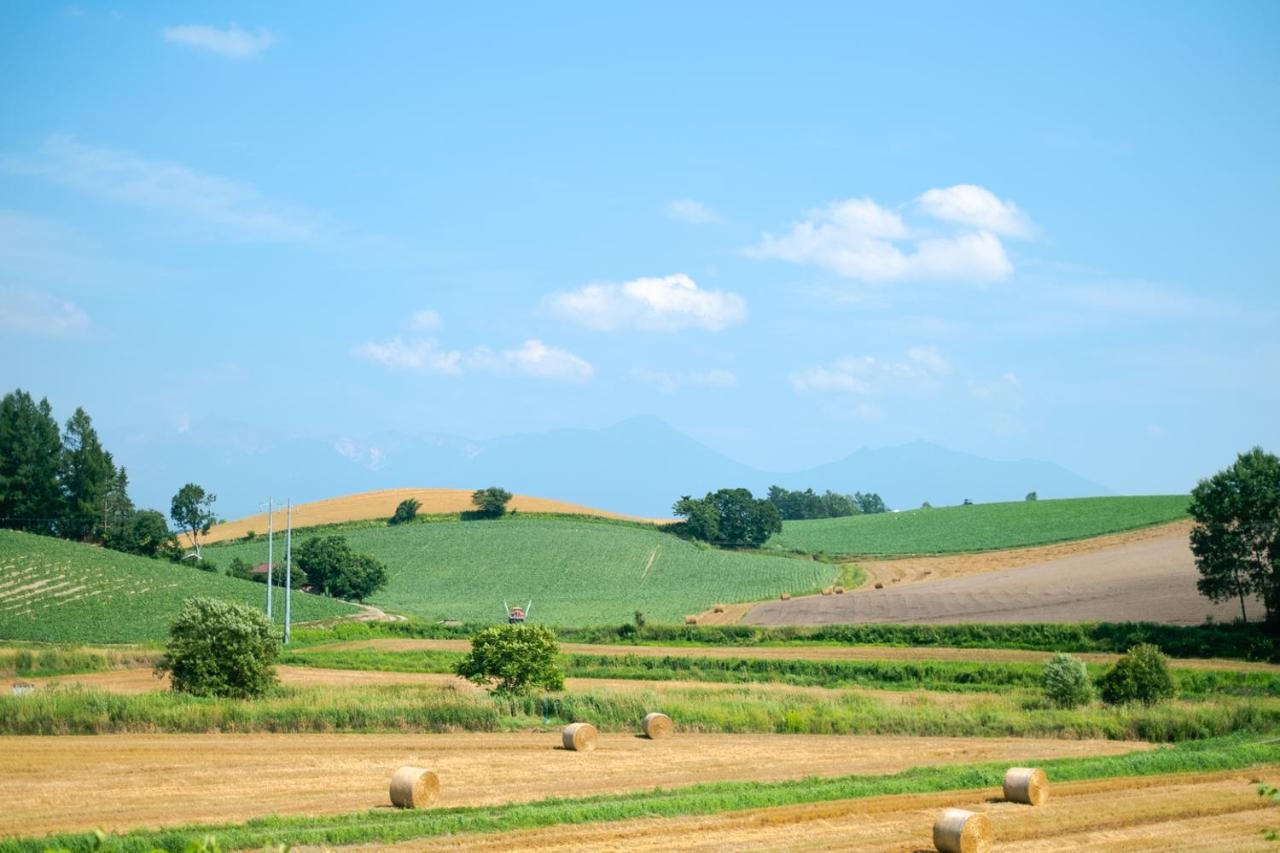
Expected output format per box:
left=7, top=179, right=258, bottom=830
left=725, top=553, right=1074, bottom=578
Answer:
left=767, top=495, right=1190, bottom=557
left=206, top=516, right=836, bottom=626
left=199, top=488, right=668, bottom=545
left=0, top=531, right=357, bottom=644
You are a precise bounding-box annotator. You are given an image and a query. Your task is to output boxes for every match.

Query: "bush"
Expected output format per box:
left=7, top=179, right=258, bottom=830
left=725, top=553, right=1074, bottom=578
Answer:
left=295, top=535, right=389, bottom=601
left=1100, top=643, right=1175, bottom=706
left=1041, top=652, right=1092, bottom=708
left=390, top=497, right=421, bottom=525
left=192, top=557, right=218, bottom=573
left=453, top=623, right=564, bottom=695
left=154, top=597, right=278, bottom=698
left=471, top=487, right=513, bottom=518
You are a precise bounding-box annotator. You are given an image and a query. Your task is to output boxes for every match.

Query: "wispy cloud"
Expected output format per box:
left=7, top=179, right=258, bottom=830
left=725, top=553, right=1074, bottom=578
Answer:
left=550, top=273, right=746, bottom=332
left=790, top=346, right=950, bottom=394
left=0, top=287, right=90, bottom=338
left=4, top=135, right=315, bottom=243
left=666, top=199, right=722, bottom=225
left=408, top=309, right=442, bottom=331
left=472, top=339, right=594, bottom=381
left=630, top=367, right=737, bottom=395
left=350, top=337, right=463, bottom=374
left=162, top=24, right=275, bottom=60
left=747, top=185, right=1033, bottom=283
left=352, top=332, right=592, bottom=383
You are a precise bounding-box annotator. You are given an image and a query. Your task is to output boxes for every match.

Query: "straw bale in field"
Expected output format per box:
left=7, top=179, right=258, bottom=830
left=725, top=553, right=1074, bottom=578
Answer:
left=562, top=722, right=598, bottom=751
left=641, top=712, right=673, bottom=739
left=684, top=615, right=697, bottom=625
left=779, top=592, right=791, bottom=600
left=1003, top=767, right=1048, bottom=805
left=388, top=765, right=439, bottom=809
left=821, top=587, right=833, bottom=595
left=932, top=808, right=992, bottom=853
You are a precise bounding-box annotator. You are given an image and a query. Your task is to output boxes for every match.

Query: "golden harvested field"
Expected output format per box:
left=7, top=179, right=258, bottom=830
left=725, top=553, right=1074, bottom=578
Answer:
left=0, top=732, right=1151, bottom=837
left=348, top=768, right=1280, bottom=852
left=197, top=488, right=669, bottom=544
left=302, top=637, right=1280, bottom=674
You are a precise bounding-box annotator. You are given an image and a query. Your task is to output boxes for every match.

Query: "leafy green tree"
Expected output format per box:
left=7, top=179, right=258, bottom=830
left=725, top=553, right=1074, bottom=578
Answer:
left=227, top=556, right=255, bottom=581
left=155, top=597, right=278, bottom=698
left=854, top=492, right=888, bottom=514
left=453, top=624, right=564, bottom=695
left=674, top=488, right=782, bottom=547
left=1041, top=652, right=1092, bottom=708
left=1026, top=491, right=1038, bottom=502
left=118, top=509, right=178, bottom=558
left=471, top=486, right=513, bottom=517
left=170, top=483, right=217, bottom=559
left=295, top=535, right=388, bottom=601
left=390, top=497, right=421, bottom=525
left=60, top=407, right=117, bottom=541
left=0, top=389, right=64, bottom=535
left=1098, top=643, right=1175, bottom=706
left=1189, top=446, right=1280, bottom=631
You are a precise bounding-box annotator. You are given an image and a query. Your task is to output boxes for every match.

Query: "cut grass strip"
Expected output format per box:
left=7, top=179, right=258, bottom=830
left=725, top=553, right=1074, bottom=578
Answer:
left=7, top=736, right=1277, bottom=853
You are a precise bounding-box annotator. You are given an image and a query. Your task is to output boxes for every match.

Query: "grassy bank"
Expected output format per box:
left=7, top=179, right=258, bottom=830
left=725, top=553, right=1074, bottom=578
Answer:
left=0, top=645, right=159, bottom=678
left=7, top=736, right=1276, bottom=853
left=285, top=647, right=1280, bottom=698
left=4, top=680, right=1277, bottom=742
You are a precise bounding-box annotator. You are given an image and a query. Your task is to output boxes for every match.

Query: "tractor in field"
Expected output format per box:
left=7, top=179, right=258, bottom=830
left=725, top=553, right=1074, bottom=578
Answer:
left=504, top=600, right=532, bottom=624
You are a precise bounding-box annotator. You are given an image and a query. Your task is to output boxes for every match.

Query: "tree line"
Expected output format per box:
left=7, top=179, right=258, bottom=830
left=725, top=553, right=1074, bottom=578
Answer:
left=766, top=485, right=886, bottom=520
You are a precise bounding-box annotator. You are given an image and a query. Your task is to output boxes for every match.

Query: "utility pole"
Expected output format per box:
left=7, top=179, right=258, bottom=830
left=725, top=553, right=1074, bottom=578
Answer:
left=283, top=497, right=293, bottom=645
left=265, top=496, right=274, bottom=619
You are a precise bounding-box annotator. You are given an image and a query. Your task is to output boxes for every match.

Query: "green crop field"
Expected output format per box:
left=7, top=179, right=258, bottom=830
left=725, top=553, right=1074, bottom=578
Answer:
left=767, top=495, right=1190, bottom=557
left=207, top=516, right=836, bottom=626
left=0, top=530, right=357, bottom=644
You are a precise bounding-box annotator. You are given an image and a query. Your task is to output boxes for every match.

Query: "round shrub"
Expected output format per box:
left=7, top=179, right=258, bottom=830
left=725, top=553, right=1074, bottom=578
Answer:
left=454, top=623, right=564, bottom=695
left=1041, top=652, right=1093, bottom=708
left=1099, top=643, right=1175, bottom=706
left=155, top=597, right=279, bottom=698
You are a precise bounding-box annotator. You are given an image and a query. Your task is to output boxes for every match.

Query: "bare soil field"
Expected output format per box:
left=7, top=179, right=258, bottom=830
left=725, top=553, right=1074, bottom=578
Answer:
left=303, top=638, right=1280, bottom=673
left=198, top=488, right=667, bottom=545
left=348, top=768, right=1280, bottom=852
left=0, top=733, right=1149, bottom=837
left=745, top=526, right=1253, bottom=627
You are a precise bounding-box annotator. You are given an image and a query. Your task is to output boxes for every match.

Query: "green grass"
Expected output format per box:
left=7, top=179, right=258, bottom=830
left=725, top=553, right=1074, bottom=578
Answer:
left=5, top=678, right=1276, bottom=742
left=767, top=495, right=1190, bottom=556
left=0, top=645, right=159, bottom=677
left=6, top=736, right=1277, bottom=853
left=207, top=516, right=837, bottom=626
left=0, top=530, right=357, bottom=643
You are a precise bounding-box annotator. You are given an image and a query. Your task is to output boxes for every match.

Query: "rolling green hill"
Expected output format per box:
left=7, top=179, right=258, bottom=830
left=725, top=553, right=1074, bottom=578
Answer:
left=767, top=495, right=1190, bottom=557
left=207, top=516, right=836, bottom=626
left=0, top=530, right=357, bottom=644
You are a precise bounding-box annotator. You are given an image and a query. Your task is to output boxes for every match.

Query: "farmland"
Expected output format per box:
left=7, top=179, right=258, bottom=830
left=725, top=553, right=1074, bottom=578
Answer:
left=0, top=531, right=356, bottom=644
left=767, top=495, right=1190, bottom=556
left=206, top=516, right=834, bottom=626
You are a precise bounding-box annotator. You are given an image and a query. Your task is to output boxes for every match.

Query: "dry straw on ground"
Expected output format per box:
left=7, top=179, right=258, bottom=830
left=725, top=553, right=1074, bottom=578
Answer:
left=641, top=712, right=673, bottom=739
left=779, top=592, right=791, bottom=600
left=562, top=722, right=598, bottom=752
left=932, top=808, right=992, bottom=853
left=1003, top=767, right=1049, bottom=805
left=388, top=766, right=439, bottom=809
left=684, top=615, right=697, bottom=625
left=821, top=587, right=833, bottom=596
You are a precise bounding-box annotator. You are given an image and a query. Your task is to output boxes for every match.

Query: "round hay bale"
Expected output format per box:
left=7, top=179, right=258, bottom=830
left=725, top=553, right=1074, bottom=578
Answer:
left=641, top=712, right=673, bottom=739
left=1003, top=767, right=1049, bottom=805
left=833, top=585, right=845, bottom=594
left=713, top=604, right=726, bottom=613
left=932, top=808, right=992, bottom=853
left=821, top=587, right=833, bottom=596
left=780, top=592, right=791, bottom=600
left=874, top=582, right=884, bottom=589
left=684, top=615, right=697, bottom=625
left=388, top=766, right=439, bottom=809
left=562, top=722, right=598, bottom=751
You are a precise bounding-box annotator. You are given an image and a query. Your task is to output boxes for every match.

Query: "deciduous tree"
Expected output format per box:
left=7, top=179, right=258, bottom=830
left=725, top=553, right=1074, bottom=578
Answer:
left=170, top=483, right=217, bottom=559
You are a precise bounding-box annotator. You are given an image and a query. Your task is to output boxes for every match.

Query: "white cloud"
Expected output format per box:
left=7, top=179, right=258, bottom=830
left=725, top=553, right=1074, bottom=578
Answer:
left=162, top=24, right=275, bottom=59
left=666, top=199, right=721, bottom=225
left=747, top=186, right=1030, bottom=283
left=917, top=185, right=1034, bottom=237
left=0, top=287, right=89, bottom=337
left=551, top=273, right=746, bottom=332
left=408, top=309, right=442, bottom=331
left=350, top=338, right=462, bottom=374
left=790, top=346, right=950, bottom=394
left=630, top=368, right=737, bottom=394
left=353, top=336, right=592, bottom=382
left=4, top=135, right=314, bottom=243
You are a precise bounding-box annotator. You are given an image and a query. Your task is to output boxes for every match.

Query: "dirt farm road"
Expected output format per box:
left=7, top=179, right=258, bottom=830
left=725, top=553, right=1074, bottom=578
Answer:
left=0, top=733, right=1149, bottom=837
left=745, top=525, right=1252, bottom=626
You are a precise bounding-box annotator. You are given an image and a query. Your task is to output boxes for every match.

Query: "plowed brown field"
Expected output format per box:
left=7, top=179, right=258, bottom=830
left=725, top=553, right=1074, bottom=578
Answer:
left=0, top=733, right=1149, bottom=837
left=341, top=768, right=1280, bottom=852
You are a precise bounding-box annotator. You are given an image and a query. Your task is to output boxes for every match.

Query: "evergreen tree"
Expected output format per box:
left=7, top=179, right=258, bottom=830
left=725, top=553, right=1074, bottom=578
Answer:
left=60, top=407, right=117, bottom=541
left=101, top=466, right=136, bottom=549
left=0, top=389, right=64, bottom=535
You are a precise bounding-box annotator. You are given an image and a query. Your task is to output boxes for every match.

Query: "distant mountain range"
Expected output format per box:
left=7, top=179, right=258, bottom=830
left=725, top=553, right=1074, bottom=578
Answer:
left=106, top=415, right=1112, bottom=520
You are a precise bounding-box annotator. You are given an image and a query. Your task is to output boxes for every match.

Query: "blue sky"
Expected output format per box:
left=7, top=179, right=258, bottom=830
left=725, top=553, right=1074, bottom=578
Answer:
left=1, top=1, right=1277, bottom=496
